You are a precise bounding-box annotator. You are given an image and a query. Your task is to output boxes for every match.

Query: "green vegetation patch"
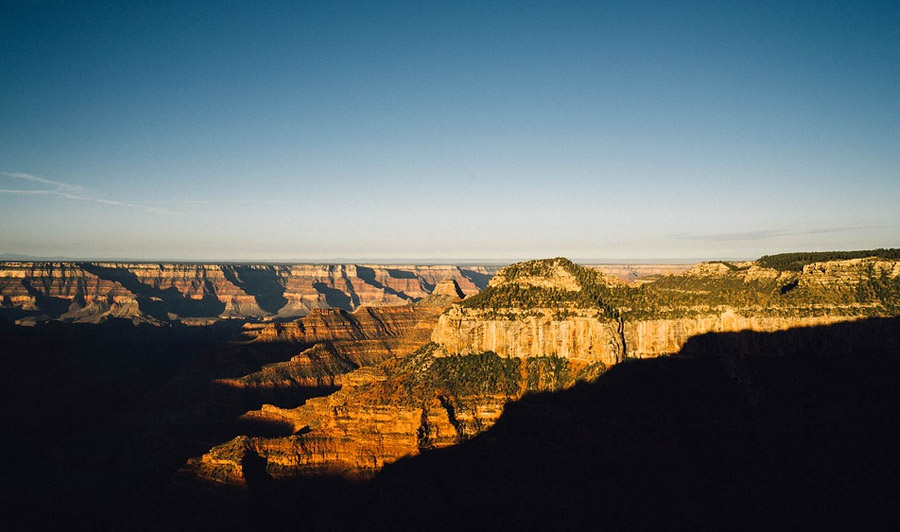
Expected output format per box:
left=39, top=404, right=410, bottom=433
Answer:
left=757, top=249, right=900, bottom=271
left=455, top=254, right=900, bottom=321
left=461, top=257, right=619, bottom=316
left=352, top=344, right=605, bottom=407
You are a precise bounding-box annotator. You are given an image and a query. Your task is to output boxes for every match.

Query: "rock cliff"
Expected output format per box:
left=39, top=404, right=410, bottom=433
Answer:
left=187, top=344, right=604, bottom=484
left=0, top=262, right=497, bottom=324
left=216, top=296, right=454, bottom=391
left=587, top=263, right=693, bottom=283
left=432, top=256, right=900, bottom=365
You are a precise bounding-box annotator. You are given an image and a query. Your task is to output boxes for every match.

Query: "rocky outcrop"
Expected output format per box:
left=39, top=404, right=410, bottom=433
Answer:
left=432, top=257, right=900, bottom=366
left=416, top=278, right=467, bottom=307
left=187, top=345, right=604, bottom=484
left=326, top=318, right=900, bottom=532
left=0, top=262, right=497, bottom=324
left=240, top=304, right=437, bottom=344
left=217, top=302, right=451, bottom=390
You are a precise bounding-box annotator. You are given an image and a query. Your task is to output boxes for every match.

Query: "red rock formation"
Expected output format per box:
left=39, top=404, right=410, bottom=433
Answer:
left=0, top=262, right=498, bottom=323
left=218, top=301, right=448, bottom=390
left=187, top=347, right=603, bottom=484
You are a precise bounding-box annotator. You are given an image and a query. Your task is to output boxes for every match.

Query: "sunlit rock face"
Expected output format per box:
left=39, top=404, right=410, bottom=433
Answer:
left=186, top=345, right=604, bottom=484
left=432, top=256, right=900, bottom=365
left=0, top=262, right=498, bottom=324
left=434, top=308, right=624, bottom=365
left=217, top=293, right=459, bottom=390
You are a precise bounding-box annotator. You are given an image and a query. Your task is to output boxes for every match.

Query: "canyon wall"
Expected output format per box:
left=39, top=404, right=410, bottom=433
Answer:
left=209, top=279, right=466, bottom=396
left=217, top=303, right=449, bottom=390
left=587, top=263, right=693, bottom=283
left=188, top=347, right=603, bottom=484
left=0, top=262, right=497, bottom=324
left=432, top=309, right=863, bottom=366
left=432, top=258, right=900, bottom=366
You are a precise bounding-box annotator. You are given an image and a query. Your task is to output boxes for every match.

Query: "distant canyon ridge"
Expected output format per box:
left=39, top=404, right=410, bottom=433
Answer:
left=0, top=261, right=689, bottom=325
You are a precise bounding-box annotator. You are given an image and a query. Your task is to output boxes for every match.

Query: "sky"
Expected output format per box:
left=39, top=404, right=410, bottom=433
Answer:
left=1, top=0, right=898, bottom=261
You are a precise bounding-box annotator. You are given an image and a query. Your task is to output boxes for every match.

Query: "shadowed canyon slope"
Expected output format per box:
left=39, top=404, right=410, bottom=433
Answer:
left=186, top=252, right=900, bottom=486
left=215, top=280, right=467, bottom=391
left=317, top=317, right=900, bottom=532
left=189, top=346, right=605, bottom=484
left=0, top=262, right=497, bottom=324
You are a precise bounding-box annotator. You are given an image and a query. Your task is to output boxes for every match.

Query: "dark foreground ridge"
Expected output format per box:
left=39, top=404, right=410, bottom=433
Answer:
left=229, top=317, right=900, bottom=532
left=5, top=316, right=900, bottom=531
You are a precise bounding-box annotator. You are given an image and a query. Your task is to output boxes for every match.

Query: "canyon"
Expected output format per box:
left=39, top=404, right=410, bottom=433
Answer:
left=0, top=261, right=690, bottom=326
left=5, top=251, right=900, bottom=531
left=0, top=262, right=497, bottom=324
left=185, top=253, right=900, bottom=486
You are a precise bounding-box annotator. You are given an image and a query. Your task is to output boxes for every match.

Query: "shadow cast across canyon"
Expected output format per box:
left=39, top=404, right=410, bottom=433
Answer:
left=0, top=317, right=334, bottom=532
left=250, top=316, right=900, bottom=532
left=18, top=278, right=73, bottom=315
left=220, top=265, right=288, bottom=314
left=312, top=282, right=355, bottom=311
left=78, top=263, right=227, bottom=319
left=460, top=268, right=493, bottom=290
left=355, top=266, right=412, bottom=302
left=6, top=316, right=900, bottom=531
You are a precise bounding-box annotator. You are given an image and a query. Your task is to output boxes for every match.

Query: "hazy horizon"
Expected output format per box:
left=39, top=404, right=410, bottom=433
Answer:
left=0, top=251, right=726, bottom=265
left=2, top=1, right=898, bottom=260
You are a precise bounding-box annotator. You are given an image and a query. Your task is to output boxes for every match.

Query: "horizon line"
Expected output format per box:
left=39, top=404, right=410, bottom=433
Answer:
left=0, top=253, right=731, bottom=265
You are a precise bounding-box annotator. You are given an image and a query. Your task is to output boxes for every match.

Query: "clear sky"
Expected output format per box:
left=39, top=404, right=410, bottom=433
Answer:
left=1, top=1, right=898, bottom=261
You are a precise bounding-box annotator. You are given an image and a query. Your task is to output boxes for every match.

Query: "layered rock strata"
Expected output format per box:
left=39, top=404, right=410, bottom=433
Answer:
left=217, top=297, right=453, bottom=390
left=187, top=345, right=604, bottom=484
left=0, top=262, right=497, bottom=324
left=432, top=257, right=900, bottom=366
left=212, top=279, right=468, bottom=393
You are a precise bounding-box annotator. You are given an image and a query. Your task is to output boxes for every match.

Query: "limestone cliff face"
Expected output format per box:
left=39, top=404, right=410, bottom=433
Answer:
left=434, top=308, right=623, bottom=364
left=432, top=308, right=867, bottom=366
left=621, top=314, right=858, bottom=359
left=0, top=262, right=497, bottom=324
left=798, top=258, right=900, bottom=293
left=432, top=257, right=900, bottom=365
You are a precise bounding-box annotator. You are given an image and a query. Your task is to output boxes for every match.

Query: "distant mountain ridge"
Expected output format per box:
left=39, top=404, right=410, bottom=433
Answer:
left=0, top=262, right=498, bottom=324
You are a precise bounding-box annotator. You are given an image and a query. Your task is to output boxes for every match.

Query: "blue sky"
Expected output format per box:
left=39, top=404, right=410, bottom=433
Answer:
left=1, top=1, right=898, bottom=261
